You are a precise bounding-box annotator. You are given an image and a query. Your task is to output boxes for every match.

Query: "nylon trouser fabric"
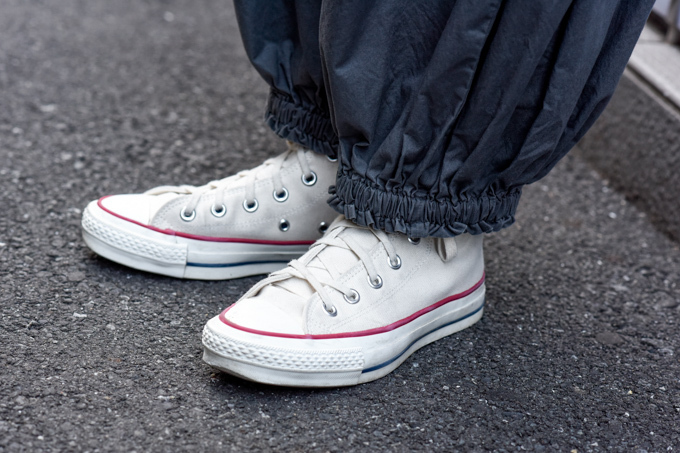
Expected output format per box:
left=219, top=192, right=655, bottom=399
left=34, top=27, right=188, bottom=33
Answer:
left=233, top=0, right=653, bottom=238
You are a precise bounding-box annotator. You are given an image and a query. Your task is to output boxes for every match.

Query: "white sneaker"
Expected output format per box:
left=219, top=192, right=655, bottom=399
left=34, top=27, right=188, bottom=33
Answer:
left=202, top=217, right=485, bottom=387
left=81, top=142, right=339, bottom=280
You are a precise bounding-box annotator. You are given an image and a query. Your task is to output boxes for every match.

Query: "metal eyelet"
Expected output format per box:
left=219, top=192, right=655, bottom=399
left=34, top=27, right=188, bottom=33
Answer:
left=318, top=222, right=329, bottom=234
left=327, top=155, right=338, bottom=162
left=180, top=207, right=196, bottom=222
left=367, top=274, right=383, bottom=289
left=279, top=219, right=290, bottom=232
left=210, top=203, right=227, bottom=218
left=408, top=237, right=421, bottom=245
left=301, top=171, right=317, bottom=186
left=388, top=255, right=402, bottom=270
left=343, top=289, right=360, bottom=304
left=273, top=187, right=289, bottom=203
left=323, top=303, right=337, bottom=317
left=242, top=199, right=258, bottom=213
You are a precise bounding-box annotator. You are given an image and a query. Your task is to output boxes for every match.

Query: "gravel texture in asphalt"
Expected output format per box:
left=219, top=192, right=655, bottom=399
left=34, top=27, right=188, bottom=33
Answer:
left=1, top=1, right=679, bottom=451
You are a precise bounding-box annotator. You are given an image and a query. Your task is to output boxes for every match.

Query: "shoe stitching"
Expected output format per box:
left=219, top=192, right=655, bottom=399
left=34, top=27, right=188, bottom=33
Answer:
left=323, top=240, right=431, bottom=334
left=151, top=161, right=300, bottom=223
left=151, top=162, right=334, bottom=232
left=152, top=161, right=328, bottom=222
left=153, top=189, right=331, bottom=234
left=305, top=239, right=431, bottom=334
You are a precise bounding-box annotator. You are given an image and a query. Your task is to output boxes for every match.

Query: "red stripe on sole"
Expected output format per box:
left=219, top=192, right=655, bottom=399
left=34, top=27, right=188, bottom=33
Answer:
left=219, top=273, right=486, bottom=340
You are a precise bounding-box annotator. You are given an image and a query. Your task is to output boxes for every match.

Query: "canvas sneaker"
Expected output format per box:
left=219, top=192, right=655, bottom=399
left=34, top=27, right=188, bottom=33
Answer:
left=202, top=216, right=486, bottom=387
left=81, top=142, right=338, bottom=280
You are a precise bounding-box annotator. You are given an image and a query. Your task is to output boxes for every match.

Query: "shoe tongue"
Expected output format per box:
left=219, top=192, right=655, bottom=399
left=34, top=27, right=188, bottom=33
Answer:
left=273, top=226, right=379, bottom=299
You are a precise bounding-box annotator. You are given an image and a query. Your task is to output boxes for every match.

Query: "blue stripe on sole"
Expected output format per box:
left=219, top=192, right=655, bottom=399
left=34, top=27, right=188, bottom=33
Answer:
left=186, top=260, right=289, bottom=268
left=361, top=299, right=485, bottom=374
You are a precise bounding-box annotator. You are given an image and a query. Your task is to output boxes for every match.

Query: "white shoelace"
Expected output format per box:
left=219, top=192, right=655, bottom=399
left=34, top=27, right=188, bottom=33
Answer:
left=241, top=218, right=402, bottom=316
left=144, top=144, right=316, bottom=218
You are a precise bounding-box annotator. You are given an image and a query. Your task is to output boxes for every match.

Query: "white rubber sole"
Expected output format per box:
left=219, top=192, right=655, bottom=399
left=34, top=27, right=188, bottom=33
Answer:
left=81, top=201, right=312, bottom=280
left=202, top=284, right=485, bottom=387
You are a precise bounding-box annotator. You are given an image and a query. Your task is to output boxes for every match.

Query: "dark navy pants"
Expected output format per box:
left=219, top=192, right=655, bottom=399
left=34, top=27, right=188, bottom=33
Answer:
left=233, top=0, right=653, bottom=238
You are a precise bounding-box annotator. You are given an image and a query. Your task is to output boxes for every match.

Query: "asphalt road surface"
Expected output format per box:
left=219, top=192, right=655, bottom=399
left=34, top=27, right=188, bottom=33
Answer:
left=1, top=0, right=679, bottom=451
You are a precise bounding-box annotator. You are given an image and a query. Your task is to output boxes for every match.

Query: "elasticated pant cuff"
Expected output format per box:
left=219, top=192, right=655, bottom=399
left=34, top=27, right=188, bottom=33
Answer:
left=328, top=168, right=521, bottom=238
left=265, top=89, right=338, bottom=157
